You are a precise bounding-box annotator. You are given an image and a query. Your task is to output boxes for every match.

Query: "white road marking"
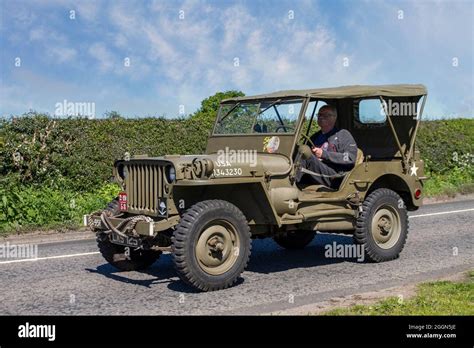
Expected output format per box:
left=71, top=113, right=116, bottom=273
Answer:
left=0, top=251, right=100, bottom=265
left=409, top=208, right=474, bottom=219
left=0, top=208, right=472, bottom=265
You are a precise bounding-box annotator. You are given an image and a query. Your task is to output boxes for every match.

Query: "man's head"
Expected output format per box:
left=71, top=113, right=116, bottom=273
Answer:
left=317, top=105, right=337, bottom=134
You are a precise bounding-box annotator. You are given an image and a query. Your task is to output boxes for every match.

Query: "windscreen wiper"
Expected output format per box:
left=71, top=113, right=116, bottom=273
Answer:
left=273, top=105, right=287, bottom=132
left=218, top=102, right=241, bottom=123
left=257, top=99, right=281, bottom=116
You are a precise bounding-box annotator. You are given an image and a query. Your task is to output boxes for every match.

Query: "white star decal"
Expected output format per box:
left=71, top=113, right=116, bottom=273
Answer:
left=409, top=162, right=418, bottom=176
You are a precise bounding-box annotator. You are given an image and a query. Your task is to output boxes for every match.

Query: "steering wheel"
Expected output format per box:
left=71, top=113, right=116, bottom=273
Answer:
left=275, top=125, right=295, bottom=133
left=293, top=132, right=316, bottom=181
left=299, top=132, right=316, bottom=149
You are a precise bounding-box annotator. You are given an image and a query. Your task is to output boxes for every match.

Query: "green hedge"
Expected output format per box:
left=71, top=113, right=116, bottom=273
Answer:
left=0, top=90, right=472, bottom=232
left=0, top=114, right=213, bottom=192
left=417, top=119, right=474, bottom=174
left=0, top=182, right=120, bottom=233
left=2, top=115, right=472, bottom=192
left=0, top=91, right=244, bottom=192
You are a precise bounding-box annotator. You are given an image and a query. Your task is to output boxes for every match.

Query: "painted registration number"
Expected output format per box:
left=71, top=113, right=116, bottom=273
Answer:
left=110, top=233, right=141, bottom=247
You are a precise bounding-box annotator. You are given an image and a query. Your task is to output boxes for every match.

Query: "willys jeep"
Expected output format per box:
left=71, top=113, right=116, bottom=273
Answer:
left=85, top=84, right=428, bottom=291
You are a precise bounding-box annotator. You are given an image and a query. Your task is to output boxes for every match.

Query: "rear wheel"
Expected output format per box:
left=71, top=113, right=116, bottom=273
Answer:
left=274, top=230, right=316, bottom=249
left=354, top=188, right=408, bottom=262
left=172, top=200, right=251, bottom=291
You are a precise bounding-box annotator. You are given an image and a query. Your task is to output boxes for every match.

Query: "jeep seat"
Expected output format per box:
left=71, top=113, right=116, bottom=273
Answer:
left=301, top=148, right=364, bottom=192
left=355, top=148, right=364, bottom=165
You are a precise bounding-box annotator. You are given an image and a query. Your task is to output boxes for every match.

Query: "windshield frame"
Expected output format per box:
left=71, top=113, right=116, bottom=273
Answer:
left=212, top=97, right=306, bottom=136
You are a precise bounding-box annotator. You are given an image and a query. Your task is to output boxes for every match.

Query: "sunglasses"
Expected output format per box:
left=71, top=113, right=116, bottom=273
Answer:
left=317, top=114, right=332, bottom=119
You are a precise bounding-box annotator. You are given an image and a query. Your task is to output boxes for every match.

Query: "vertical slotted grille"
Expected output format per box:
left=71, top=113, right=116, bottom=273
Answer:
left=125, top=163, right=163, bottom=214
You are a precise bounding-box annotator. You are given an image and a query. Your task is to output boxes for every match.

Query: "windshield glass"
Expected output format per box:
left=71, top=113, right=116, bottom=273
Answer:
left=214, top=99, right=303, bottom=135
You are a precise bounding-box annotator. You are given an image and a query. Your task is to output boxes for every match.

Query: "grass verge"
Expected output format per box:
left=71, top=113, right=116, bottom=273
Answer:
left=424, top=167, right=474, bottom=197
left=326, top=270, right=474, bottom=315
left=0, top=183, right=120, bottom=236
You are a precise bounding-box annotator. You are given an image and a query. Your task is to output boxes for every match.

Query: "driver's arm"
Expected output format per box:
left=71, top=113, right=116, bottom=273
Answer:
left=321, top=130, right=357, bottom=166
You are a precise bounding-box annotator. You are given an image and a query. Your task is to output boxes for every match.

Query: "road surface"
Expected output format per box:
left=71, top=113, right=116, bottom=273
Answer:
left=0, top=199, right=472, bottom=315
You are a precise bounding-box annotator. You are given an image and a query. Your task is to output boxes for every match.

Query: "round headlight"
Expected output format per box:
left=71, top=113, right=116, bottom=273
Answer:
left=166, top=166, right=176, bottom=182
left=117, top=164, right=127, bottom=181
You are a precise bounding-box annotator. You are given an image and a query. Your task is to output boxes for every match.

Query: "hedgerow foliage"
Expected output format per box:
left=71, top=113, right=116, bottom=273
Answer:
left=0, top=91, right=243, bottom=231
left=417, top=119, right=474, bottom=174
left=0, top=91, right=244, bottom=192
left=0, top=89, right=472, bottom=232
left=2, top=114, right=471, bottom=191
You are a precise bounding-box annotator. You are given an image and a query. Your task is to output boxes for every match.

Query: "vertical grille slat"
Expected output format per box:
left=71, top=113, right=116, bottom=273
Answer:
left=134, top=165, right=138, bottom=209
left=125, top=162, right=162, bottom=214
left=137, top=165, right=141, bottom=209
left=151, top=166, right=158, bottom=211
left=138, top=165, right=145, bottom=209
left=145, top=165, right=150, bottom=212
left=129, top=165, right=133, bottom=209
left=158, top=167, right=163, bottom=197
left=134, top=164, right=138, bottom=209
left=134, top=165, right=139, bottom=209
left=125, top=164, right=130, bottom=208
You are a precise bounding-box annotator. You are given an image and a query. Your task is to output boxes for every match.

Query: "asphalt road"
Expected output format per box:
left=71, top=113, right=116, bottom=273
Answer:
left=0, top=199, right=473, bottom=315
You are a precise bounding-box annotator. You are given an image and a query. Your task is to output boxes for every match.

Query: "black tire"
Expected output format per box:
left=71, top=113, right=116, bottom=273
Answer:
left=172, top=200, right=252, bottom=292
left=354, top=188, right=408, bottom=262
left=274, top=230, right=316, bottom=249
left=97, top=238, right=160, bottom=271
left=97, top=198, right=160, bottom=271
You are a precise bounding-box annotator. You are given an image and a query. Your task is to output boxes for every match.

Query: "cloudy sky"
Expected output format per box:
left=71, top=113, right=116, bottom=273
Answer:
left=0, top=0, right=472, bottom=119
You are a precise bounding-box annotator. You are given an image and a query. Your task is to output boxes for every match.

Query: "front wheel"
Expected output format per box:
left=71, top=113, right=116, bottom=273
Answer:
left=97, top=236, right=161, bottom=271
left=172, top=200, right=252, bottom=291
left=354, top=188, right=408, bottom=262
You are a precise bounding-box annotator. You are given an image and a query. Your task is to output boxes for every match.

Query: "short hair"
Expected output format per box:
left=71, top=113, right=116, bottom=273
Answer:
left=319, top=105, right=337, bottom=118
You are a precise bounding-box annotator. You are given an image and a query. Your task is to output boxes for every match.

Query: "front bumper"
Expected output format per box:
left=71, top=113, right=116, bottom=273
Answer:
left=83, top=214, right=179, bottom=236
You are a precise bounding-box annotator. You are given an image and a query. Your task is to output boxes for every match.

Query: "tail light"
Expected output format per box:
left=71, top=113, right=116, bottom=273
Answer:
left=414, top=189, right=422, bottom=199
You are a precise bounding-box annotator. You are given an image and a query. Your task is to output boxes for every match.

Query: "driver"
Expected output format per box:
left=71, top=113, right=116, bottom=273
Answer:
left=297, top=105, right=358, bottom=188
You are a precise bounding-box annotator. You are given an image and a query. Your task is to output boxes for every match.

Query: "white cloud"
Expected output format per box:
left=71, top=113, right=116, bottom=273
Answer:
left=27, top=26, right=76, bottom=64
left=95, top=0, right=381, bottom=115
left=88, top=42, right=115, bottom=72
left=2, top=0, right=471, bottom=118
left=50, top=46, right=77, bottom=63
left=75, top=1, right=100, bottom=21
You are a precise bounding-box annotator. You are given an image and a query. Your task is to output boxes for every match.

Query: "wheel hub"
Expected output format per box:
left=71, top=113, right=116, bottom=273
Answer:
left=195, top=221, right=240, bottom=275
left=377, top=217, right=392, bottom=235
left=371, top=206, right=401, bottom=249
left=207, top=236, right=225, bottom=252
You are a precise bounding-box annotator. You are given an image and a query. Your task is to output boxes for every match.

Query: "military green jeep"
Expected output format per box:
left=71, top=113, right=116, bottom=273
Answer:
left=85, top=84, right=427, bottom=291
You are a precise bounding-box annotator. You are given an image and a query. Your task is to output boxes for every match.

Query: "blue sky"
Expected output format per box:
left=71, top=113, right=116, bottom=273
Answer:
left=0, top=0, right=472, bottom=119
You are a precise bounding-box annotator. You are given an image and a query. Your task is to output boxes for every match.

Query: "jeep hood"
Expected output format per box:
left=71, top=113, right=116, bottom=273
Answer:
left=116, top=153, right=291, bottom=180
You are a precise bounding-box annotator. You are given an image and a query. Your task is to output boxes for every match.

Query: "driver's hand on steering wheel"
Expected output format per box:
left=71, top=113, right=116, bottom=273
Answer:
left=312, top=146, right=323, bottom=159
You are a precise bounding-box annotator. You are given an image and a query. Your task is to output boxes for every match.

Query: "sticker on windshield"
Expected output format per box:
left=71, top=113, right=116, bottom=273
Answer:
left=263, top=136, right=280, bottom=153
